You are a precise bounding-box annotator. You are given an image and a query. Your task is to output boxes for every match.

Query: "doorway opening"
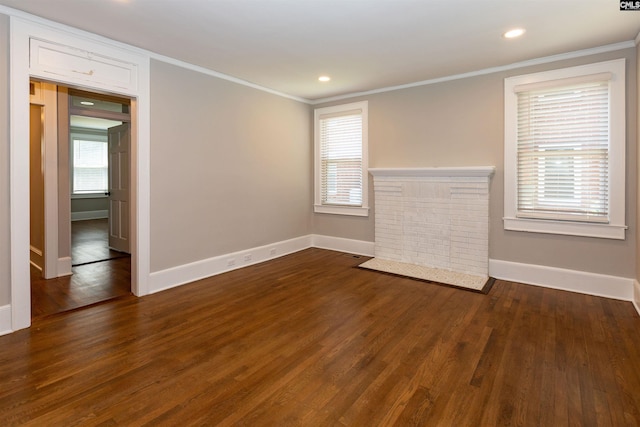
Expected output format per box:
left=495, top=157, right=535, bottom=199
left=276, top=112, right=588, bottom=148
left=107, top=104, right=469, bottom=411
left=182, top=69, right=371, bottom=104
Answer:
left=29, top=84, right=133, bottom=318
left=10, top=18, right=151, bottom=332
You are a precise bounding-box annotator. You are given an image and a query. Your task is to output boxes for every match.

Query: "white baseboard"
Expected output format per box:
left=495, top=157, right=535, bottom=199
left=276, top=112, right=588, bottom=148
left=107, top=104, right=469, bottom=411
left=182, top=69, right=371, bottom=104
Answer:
left=6, top=233, right=640, bottom=337
left=149, top=234, right=375, bottom=295
left=58, top=257, right=72, bottom=276
left=149, top=235, right=313, bottom=294
left=490, top=259, right=634, bottom=301
left=0, top=305, right=12, bottom=336
left=31, top=256, right=72, bottom=278
left=71, top=210, right=108, bottom=221
left=30, top=245, right=43, bottom=271
left=148, top=236, right=636, bottom=308
left=633, top=280, right=640, bottom=316
left=311, top=234, right=375, bottom=256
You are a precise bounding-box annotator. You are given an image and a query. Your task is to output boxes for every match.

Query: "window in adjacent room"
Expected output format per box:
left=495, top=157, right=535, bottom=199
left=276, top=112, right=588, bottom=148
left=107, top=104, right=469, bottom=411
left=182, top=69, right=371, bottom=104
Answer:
left=314, top=101, right=369, bottom=216
left=503, top=59, right=626, bottom=239
left=72, top=135, right=108, bottom=195
left=68, top=90, right=129, bottom=198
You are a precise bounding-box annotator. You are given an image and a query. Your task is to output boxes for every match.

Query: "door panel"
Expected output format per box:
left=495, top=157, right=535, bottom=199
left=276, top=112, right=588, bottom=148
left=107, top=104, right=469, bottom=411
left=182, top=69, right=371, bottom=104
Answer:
left=108, top=123, right=130, bottom=253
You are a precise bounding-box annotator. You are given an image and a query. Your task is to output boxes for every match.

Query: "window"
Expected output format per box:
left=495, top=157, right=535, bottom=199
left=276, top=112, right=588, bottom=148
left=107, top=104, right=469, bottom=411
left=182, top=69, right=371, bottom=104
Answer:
left=71, top=134, right=108, bottom=195
left=314, top=101, right=369, bottom=216
left=504, top=59, right=626, bottom=239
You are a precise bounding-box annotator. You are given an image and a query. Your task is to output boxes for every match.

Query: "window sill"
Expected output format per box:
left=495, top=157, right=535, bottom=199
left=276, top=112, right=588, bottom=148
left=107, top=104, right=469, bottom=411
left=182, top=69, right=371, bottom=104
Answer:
left=72, top=193, right=108, bottom=199
left=314, top=204, right=369, bottom=217
left=503, top=217, right=626, bottom=240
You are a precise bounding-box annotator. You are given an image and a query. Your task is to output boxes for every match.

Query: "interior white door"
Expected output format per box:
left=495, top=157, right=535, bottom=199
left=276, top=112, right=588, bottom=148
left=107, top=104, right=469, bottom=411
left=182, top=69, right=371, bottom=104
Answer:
left=108, top=123, right=130, bottom=253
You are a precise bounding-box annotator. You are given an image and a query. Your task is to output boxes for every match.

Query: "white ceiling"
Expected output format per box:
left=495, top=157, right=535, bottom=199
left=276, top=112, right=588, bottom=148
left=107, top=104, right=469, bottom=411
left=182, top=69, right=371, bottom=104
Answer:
left=1, top=0, right=639, bottom=101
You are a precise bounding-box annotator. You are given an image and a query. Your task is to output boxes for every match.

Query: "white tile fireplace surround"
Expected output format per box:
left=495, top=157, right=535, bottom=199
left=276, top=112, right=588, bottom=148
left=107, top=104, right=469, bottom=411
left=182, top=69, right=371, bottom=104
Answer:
left=366, top=167, right=495, bottom=289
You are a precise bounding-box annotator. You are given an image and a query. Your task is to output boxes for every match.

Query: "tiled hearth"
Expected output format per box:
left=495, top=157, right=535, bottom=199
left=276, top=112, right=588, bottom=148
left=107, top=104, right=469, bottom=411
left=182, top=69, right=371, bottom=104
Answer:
left=365, top=167, right=495, bottom=289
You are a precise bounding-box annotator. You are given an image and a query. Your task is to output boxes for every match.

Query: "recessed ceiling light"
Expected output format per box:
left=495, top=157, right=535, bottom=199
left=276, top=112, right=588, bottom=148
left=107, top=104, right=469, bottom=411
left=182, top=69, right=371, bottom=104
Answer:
left=318, top=76, right=331, bottom=82
left=80, top=101, right=95, bottom=106
left=503, top=28, right=525, bottom=39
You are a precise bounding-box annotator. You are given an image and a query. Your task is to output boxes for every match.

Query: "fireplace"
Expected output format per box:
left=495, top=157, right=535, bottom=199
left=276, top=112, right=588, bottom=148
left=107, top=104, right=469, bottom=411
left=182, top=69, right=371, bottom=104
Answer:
left=365, top=167, right=495, bottom=290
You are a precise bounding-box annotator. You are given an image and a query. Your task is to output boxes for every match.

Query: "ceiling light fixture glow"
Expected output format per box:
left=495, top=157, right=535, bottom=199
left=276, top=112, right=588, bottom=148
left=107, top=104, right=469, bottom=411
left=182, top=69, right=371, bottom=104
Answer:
left=318, top=76, right=331, bottom=82
left=503, top=28, right=525, bottom=39
left=80, top=101, right=95, bottom=106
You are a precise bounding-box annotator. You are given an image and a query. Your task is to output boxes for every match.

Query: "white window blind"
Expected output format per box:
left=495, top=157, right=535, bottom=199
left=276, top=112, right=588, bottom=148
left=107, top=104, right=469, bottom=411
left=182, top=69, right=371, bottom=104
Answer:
left=73, top=139, right=108, bottom=194
left=319, top=111, right=363, bottom=206
left=516, top=80, right=610, bottom=222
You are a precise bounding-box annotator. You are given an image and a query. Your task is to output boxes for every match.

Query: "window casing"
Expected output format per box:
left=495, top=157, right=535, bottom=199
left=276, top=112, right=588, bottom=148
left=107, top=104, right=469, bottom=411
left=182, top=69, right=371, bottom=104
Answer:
left=504, top=59, right=626, bottom=239
left=70, top=130, right=108, bottom=196
left=314, top=101, right=369, bottom=216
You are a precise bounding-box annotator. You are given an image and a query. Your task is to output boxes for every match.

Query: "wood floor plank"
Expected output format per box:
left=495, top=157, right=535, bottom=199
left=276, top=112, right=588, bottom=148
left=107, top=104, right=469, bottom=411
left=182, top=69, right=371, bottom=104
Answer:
left=2, top=248, right=640, bottom=426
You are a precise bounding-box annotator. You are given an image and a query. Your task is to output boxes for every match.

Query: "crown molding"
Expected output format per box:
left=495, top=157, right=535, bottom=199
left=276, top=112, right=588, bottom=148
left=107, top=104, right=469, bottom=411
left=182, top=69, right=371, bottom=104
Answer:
left=0, top=5, right=308, bottom=104
left=149, top=53, right=308, bottom=103
left=0, top=5, right=636, bottom=107
left=310, top=41, right=636, bottom=104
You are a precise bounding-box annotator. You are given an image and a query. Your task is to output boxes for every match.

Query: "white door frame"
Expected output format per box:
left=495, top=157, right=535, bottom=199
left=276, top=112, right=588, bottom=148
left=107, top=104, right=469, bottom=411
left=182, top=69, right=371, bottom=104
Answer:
left=9, top=15, right=151, bottom=331
left=28, top=81, right=58, bottom=279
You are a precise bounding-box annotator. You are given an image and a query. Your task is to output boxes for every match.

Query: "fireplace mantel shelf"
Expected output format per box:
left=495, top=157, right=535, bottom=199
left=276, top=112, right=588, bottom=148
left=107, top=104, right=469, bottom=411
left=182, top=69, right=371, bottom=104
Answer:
left=369, top=166, right=495, bottom=178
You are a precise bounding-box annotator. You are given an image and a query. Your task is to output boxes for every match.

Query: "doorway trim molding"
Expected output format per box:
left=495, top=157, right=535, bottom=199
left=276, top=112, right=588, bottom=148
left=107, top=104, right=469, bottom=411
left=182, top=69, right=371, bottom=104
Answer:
left=9, top=15, right=151, bottom=331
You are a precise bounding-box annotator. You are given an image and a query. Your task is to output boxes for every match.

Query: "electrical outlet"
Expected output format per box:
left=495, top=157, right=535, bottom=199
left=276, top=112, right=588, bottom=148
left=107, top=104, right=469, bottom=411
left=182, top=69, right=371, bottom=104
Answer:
left=227, top=259, right=236, bottom=267
left=269, top=248, right=277, bottom=256
left=243, top=254, right=252, bottom=262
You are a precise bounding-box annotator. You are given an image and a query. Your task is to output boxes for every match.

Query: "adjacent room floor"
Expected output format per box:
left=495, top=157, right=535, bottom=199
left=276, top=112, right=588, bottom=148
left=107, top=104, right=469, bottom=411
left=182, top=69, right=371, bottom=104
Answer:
left=71, top=218, right=130, bottom=266
left=30, top=218, right=131, bottom=318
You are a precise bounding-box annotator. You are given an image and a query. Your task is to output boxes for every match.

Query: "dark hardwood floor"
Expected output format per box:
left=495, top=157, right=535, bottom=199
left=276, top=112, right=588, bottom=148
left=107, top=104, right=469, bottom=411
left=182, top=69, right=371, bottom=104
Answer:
left=72, top=218, right=128, bottom=266
left=30, top=219, right=131, bottom=319
left=5, top=248, right=640, bottom=425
